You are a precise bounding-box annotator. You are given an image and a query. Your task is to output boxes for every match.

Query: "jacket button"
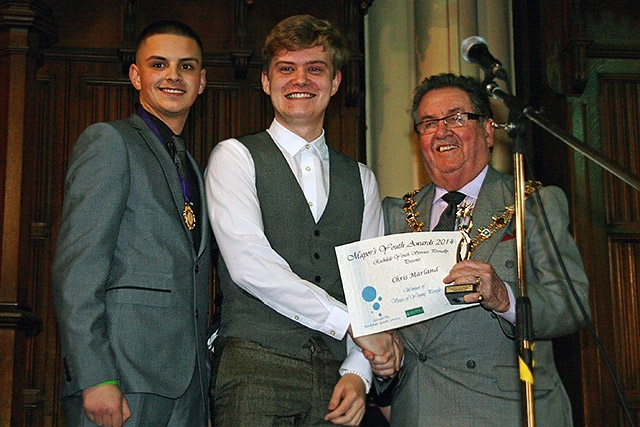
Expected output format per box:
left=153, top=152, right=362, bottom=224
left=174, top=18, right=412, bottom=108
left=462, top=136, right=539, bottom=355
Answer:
left=195, top=265, right=200, bottom=273
left=314, top=275, right=321, bottom=283
left=466, top=360, right=476, bottom=369
left=314, top=229, right=320, bottom=236
left=418, top=352, right=427, bottom=362
left=314, top=252, right=320, bottom=259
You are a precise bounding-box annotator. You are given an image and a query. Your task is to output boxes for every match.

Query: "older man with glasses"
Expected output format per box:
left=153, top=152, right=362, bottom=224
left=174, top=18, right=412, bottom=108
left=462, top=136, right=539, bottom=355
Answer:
left=377, top=73, right=590, bottom=426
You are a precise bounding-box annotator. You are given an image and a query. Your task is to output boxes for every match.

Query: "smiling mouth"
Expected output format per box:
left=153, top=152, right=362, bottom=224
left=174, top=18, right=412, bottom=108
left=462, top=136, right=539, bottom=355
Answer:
left=437, top=144, right=459, bottom=152
left=286, top=92, right=314, bottom=99
left=161, top=88, right=185, bottom=95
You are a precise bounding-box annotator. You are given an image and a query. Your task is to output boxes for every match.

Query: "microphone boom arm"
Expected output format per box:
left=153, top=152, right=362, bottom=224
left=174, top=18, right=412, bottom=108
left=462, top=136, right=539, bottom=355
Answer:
left=523, top=107, right=640, bottom=191
left=487, top=81, right=640, bottom=191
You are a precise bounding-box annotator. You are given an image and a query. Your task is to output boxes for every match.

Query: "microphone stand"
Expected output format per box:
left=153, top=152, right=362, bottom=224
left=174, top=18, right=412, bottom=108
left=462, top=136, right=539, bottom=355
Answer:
left=484, top=75, right=640, bottom=427
left=483, top=77, right=535, bottom=427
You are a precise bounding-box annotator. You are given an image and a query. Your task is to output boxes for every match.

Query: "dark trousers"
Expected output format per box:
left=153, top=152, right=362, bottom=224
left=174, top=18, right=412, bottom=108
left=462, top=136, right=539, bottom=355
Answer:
left=211, top=336, right=342, bottom=426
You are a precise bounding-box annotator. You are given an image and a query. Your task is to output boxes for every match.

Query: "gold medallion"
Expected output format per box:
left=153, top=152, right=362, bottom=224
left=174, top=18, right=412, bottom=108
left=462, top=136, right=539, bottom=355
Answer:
left=183, top=203, right=196, bottom=230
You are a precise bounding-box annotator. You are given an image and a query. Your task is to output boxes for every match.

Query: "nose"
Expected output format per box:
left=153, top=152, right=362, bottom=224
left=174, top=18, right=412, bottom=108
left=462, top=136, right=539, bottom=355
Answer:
left=292, top=68, right=309, bottom=86
left=165, top=63, right=182, bottom=81
left=433, top=118, right=450, bottom=137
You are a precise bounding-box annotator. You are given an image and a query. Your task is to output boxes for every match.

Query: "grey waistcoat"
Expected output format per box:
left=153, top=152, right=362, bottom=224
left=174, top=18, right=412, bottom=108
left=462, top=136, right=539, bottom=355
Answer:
left=217, top=131, right=364, bottom=360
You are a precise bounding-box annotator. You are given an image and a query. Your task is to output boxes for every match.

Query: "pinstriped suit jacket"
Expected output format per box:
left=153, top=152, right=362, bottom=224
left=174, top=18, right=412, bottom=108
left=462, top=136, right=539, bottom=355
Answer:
left=382, top=166, right=589, bottom=427
left=53, top=114, right=211, bottom=400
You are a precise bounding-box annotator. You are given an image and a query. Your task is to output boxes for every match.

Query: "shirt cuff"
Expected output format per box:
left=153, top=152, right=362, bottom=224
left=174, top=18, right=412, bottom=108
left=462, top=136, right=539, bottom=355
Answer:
left=495, top=282, right=517, bottom=324
left=321, top=304, right=350, bottom=340
left=340, top=336, right=373, bottom=393
left=339, top=369, right=372, bottom=394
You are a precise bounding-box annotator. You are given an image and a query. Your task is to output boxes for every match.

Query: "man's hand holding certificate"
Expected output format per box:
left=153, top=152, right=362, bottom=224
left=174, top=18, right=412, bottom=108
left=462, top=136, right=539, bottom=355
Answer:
left=336, top=232, right=477, bottom=337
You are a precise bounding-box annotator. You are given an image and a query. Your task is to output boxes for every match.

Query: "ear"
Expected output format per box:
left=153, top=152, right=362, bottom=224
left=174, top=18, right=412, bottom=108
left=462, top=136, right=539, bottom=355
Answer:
left=330, top=70, right=342, bottom=96
left=261, top=71, right=271, bottom=96
left=484, top=118, right=495, bottom=149
left=198, top=69, right=207, bottom=95
left=129, top=63, right=141, bottom=90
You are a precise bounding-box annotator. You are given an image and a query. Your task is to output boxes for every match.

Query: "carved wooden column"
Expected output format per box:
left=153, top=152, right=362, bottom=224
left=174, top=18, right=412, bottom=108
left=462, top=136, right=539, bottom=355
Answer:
left=343, top=0, right=372, bottom=107
left=117, top=0, right=137, bottom=74
left=0, top=0, right=56, bottom=425
left=231, top=0, right=254, bottom=80
left=342, top=0, right=373, bottom=162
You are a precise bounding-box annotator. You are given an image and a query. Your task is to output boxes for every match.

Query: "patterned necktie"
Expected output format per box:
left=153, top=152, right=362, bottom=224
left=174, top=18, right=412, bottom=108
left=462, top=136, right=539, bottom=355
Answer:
left=169, top=135, right=199, bottom=235
left=170, top=135, right=188, bottom=179
left=432, top=191, right=466, bottom=231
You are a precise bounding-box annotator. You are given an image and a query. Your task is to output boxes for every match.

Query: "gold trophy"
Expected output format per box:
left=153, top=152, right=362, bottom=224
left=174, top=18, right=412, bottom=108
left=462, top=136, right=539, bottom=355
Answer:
left=445, top=202, right=476, bottom=304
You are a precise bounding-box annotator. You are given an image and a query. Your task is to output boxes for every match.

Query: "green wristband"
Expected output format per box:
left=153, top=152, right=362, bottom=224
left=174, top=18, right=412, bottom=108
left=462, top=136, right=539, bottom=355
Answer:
left=97, top=380, right=119, bottom=386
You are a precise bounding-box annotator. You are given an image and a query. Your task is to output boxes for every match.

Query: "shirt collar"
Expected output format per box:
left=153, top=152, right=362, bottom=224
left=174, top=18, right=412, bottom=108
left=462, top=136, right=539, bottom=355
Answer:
left=434, top=165, right=489, bottom=202
left=266, top=119, right=328, bottom=159
left=138, top=105, right=180, bottom=143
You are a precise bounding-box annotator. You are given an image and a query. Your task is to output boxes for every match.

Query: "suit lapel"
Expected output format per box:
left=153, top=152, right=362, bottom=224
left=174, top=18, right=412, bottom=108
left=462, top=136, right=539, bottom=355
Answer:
left=413, top=185, right=436, bottom=231
left=128, top=115, right=197, bottom=250
left=187, top=152, right=209, bottom=258
left=405, top=184, right=459, bottom=349
left=468, top=167, right=514, bottom=262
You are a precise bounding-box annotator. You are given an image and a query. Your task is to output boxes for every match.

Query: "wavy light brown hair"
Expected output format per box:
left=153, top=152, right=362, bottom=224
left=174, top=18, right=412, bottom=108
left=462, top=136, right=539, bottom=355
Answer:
left=262, top=14, right=349, bottom=77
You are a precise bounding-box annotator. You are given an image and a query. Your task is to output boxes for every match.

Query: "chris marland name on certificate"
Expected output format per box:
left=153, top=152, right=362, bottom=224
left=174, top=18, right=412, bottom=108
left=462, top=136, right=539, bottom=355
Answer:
left=336, top=232, right=474, bottom=337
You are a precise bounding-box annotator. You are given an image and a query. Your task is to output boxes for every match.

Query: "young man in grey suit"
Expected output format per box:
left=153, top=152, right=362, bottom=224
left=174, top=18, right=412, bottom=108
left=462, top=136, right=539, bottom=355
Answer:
left=53, top=21, right=211, bottom=427
left=380, top=73, right=590, bottom=426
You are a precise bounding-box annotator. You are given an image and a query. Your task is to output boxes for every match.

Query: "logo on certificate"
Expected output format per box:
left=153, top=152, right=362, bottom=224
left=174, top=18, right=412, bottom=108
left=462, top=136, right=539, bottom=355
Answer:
left=361, top=286, right=384, bottom=316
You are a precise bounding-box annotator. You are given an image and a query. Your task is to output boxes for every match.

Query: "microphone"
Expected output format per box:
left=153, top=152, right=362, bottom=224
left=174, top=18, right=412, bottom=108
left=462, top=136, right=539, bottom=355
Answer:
left=461, top=36, right=508, bottom=81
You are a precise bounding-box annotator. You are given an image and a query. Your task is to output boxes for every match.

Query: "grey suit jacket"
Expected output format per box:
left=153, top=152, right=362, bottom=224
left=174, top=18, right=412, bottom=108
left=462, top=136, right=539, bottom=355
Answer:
left=53, top=114, right=211, bottom=399
left=382, top=166, right=589, bottom=427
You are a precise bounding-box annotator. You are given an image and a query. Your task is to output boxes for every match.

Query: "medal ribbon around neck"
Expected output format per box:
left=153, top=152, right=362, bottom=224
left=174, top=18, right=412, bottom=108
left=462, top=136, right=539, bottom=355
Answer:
left=138, top=106, right=196, bottom=230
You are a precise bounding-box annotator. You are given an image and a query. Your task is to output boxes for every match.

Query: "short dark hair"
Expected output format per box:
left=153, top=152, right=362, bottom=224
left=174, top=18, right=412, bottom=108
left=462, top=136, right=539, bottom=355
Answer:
left=411, top=73, right=492, bottom=123
left=135, top=20, right=203, bottom=60
left=262, top=14, right=349, bottom=75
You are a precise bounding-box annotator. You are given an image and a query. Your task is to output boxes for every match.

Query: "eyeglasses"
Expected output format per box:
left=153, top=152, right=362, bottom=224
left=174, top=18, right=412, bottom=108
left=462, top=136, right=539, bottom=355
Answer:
left=414, top=111, right=485, bottom=135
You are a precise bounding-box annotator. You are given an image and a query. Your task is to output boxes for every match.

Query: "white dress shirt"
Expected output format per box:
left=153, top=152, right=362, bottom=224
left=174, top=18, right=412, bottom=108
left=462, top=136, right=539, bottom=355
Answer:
left=205, top=119, right=384, bottom=388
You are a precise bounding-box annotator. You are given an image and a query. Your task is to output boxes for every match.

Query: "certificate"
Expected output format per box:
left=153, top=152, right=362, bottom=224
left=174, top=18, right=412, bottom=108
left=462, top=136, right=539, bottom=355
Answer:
left=335, top=232, right=476, bottom=337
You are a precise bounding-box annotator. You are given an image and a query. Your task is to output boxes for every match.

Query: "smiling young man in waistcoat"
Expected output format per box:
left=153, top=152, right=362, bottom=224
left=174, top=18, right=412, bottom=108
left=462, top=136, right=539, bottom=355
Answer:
left=205, top=14, right=401, bottom=427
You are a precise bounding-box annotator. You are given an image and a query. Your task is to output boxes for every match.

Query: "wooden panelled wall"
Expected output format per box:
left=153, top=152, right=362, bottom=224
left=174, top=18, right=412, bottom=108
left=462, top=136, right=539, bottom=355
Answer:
left=0, top=1, right=372, bottom=426
left=3, top=0, right=640, bottom=426
left=514, top=0, right=640, bottom=426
